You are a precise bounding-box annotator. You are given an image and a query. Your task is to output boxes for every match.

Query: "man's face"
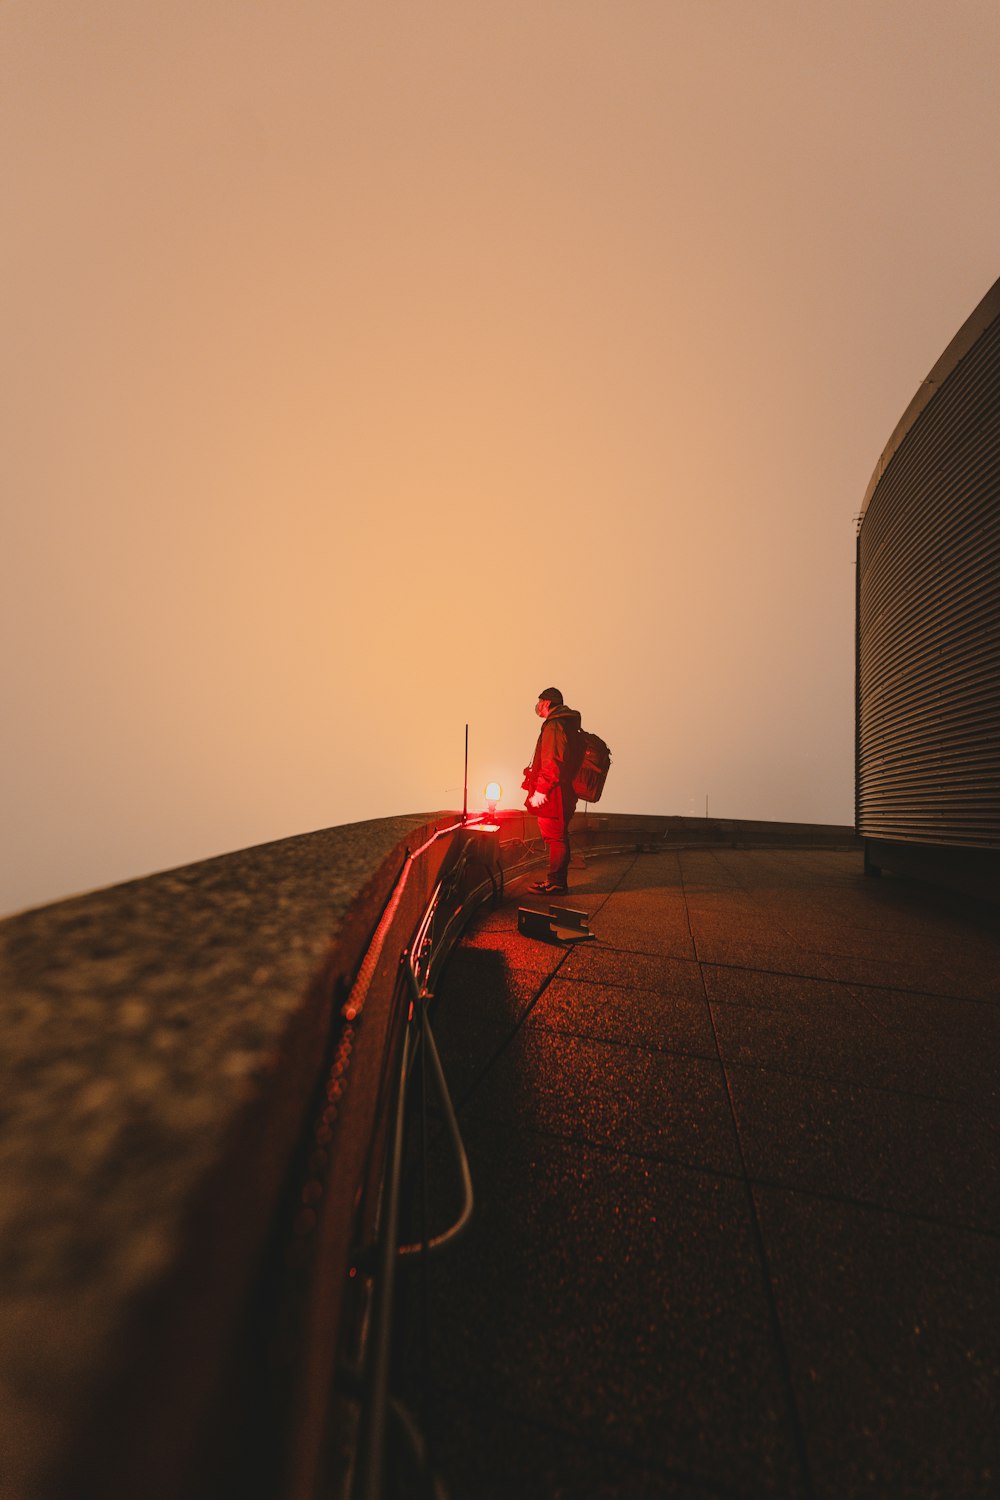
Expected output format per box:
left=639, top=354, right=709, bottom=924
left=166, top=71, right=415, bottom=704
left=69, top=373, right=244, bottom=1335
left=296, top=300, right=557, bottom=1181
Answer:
left=535, top=698, right=550, bottom=719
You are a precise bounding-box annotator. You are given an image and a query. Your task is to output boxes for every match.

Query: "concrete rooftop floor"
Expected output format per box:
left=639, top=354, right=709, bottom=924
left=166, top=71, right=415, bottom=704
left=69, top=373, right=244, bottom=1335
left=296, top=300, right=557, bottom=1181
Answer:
left=399, top=846, right=999, bottom=1500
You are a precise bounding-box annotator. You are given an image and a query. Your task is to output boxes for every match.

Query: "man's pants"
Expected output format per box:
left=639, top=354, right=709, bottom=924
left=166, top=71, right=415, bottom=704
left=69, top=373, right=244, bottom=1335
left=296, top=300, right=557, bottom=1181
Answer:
left=537, top=808, right=575, bottom=887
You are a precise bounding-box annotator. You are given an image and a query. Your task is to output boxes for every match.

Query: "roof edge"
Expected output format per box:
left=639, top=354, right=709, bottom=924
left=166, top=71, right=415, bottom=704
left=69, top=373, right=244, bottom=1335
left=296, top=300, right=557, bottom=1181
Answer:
left=858, top=275, right=1000, bottom=528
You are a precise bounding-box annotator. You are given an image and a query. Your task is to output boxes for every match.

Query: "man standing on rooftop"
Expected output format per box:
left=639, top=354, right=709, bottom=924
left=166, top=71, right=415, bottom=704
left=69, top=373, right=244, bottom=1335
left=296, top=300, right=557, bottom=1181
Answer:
left=523, top=687, right=582, bottom=895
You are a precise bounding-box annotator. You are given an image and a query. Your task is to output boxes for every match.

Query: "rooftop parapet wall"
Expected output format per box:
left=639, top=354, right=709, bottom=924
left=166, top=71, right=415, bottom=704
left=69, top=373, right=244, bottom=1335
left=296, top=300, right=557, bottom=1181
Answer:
left=565, top=809, right=860, bottom=850
left=0, top=812, right=453, bottom=1500
left=0, top=809, right=857, bottom=1498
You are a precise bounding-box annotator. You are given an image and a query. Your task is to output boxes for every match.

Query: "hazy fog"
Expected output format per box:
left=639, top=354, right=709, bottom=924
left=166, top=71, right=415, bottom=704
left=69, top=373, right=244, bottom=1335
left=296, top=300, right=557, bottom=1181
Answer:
left=3, top=1, right=999, bottom=915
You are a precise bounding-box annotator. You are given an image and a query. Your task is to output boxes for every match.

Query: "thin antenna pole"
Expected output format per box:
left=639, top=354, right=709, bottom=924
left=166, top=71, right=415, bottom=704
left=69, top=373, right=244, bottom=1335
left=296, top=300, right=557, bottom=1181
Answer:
left=463, top=723, right=468, bottom=821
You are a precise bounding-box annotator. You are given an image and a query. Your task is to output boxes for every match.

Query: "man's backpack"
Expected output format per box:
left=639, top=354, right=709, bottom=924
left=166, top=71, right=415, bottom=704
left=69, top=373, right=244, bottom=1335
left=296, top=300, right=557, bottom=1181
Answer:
left=572, top=730, right=612, bottom=803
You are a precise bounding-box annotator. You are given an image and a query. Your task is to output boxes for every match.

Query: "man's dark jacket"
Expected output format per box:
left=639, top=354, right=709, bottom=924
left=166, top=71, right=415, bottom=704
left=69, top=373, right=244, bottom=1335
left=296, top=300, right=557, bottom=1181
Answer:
left=522, top=704, right=582, bottom=823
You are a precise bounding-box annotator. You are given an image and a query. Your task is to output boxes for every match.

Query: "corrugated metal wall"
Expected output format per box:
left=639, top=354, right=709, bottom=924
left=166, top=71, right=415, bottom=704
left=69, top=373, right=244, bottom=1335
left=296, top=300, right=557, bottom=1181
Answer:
left=856, top=289, right=1000, bottom=848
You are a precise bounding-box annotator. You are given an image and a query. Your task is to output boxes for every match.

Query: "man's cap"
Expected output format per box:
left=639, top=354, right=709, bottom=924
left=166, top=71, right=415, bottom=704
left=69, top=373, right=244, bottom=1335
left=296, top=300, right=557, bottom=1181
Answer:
left=538, top=687, right=563, bottom=705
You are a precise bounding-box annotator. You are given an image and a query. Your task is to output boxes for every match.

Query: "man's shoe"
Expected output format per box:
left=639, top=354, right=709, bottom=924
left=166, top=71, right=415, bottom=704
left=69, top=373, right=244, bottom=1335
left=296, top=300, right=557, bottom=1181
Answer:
left=529, top=881, right=568, bottom=895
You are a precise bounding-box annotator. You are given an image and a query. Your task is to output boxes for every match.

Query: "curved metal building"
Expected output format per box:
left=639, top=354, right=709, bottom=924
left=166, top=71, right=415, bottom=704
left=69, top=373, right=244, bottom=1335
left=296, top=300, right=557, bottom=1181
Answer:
left=856, top=277, right=1000, bottom=893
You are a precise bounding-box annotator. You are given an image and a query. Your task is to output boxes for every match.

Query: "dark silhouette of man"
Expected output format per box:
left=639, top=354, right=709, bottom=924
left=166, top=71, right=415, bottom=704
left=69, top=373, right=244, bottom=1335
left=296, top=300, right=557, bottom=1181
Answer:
left=522, top=687, right=582, bottom=894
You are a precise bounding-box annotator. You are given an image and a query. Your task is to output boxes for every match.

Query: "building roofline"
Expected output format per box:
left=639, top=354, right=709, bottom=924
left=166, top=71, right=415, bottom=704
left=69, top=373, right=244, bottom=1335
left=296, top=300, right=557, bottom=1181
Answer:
left=858, top=275, right=1000, bottom=528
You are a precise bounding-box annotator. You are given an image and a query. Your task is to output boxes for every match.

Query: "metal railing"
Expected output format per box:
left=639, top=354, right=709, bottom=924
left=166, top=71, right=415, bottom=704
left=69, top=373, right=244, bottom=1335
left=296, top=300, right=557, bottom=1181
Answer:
left=354, top=876, right=480, bottom=1499
left=320, top=817, right=517, bottom=1500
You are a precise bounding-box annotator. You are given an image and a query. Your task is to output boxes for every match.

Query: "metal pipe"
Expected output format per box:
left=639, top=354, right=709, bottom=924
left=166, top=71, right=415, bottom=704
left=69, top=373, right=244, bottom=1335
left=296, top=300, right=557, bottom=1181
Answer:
left=397, top=988, right=474, bottom=1258
left=359, top=1018, right=412, bottom=1500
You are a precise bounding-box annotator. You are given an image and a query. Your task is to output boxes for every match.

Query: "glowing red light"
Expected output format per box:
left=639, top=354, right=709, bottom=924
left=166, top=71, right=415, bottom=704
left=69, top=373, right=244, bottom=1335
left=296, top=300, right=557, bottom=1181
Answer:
left=484, top=781, right=502, bottom=813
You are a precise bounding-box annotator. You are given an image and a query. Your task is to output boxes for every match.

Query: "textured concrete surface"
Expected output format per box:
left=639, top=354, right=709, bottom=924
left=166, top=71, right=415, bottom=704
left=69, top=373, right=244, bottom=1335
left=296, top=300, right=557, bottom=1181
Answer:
left=402, top=848, right=1000, bottom=1499
left=0, top=812, right=448, bottom=1500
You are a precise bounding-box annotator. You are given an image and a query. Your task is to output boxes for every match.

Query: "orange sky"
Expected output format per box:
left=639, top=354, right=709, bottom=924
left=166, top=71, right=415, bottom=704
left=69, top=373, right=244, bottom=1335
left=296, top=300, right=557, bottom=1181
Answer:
left=3, top=0, right=999, bottom=915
